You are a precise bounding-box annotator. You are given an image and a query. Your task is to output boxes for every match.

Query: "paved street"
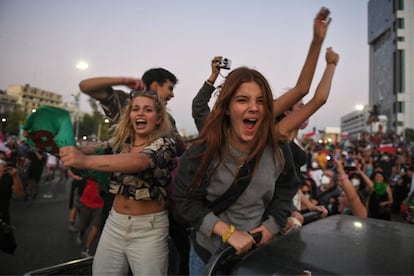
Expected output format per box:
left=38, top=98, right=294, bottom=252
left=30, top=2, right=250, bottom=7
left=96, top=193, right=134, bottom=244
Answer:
left=0, top=175, right=96, bottom=275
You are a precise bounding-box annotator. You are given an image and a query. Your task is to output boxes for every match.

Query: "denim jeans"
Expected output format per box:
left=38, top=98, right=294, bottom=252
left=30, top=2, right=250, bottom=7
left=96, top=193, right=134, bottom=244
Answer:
left=189, top=243, right=207, bottom=275
left=93, top=208, right=169, bottom=275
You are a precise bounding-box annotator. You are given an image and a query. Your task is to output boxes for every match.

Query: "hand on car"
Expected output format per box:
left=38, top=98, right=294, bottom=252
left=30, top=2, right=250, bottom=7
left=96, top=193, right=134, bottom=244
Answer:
left=227, top=230, right=256, bottom=255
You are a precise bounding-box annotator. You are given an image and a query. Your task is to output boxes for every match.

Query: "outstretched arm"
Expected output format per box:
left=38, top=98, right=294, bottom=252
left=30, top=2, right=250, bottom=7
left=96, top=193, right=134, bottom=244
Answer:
left=273, top=7, right=331, bottom=117
left=277, top=47, right=339, bottom=139
left=79, top=77, right=146, bottom=101
left=60, top=145, right=152, bottom=173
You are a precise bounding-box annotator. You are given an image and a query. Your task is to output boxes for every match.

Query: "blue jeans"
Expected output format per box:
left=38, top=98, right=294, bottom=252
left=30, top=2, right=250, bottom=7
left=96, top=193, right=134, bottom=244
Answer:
left=93, top=208, right=169, bottom=275
left=189, top=243, right=207, bottom=275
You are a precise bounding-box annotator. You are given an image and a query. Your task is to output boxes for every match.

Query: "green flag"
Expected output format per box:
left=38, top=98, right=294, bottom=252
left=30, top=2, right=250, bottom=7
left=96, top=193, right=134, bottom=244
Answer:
left=23, top=106, right=76, bottom=155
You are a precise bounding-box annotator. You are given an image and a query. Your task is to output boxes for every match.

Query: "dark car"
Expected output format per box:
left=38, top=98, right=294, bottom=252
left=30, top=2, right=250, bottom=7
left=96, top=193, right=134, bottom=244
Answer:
left=25, top=214, right=414, bottom=275
left=206, top=214, right=414, bottom=275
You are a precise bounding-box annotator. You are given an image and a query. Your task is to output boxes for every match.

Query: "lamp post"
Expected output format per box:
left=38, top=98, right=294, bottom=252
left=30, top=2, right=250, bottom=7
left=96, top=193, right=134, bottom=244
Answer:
left=72, top=92, right=80, bottom=141
left=74, top=61, right=89, bottom=142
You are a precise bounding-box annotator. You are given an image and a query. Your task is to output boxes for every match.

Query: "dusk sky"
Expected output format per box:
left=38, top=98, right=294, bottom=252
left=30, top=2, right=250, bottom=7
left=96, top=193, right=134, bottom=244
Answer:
left=0, top=0, right=369, bottom=135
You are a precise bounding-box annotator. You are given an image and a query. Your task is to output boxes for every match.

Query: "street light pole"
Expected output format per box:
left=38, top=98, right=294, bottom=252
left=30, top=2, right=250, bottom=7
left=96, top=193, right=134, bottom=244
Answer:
left=72, top=92, right=80, bottom=142
left=74, top=60, right=88, bottom=143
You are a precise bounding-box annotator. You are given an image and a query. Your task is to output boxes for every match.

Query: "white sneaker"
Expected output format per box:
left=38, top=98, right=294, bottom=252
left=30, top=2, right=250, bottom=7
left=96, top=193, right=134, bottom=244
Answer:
left=81, top=248, right=92, bottom=258
left=76, top=233, right=83, bottom=245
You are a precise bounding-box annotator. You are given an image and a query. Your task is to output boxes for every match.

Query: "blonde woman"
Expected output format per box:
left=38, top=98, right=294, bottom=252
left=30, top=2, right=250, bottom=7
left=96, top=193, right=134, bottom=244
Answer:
left=60, top=90, right=177, bottom=275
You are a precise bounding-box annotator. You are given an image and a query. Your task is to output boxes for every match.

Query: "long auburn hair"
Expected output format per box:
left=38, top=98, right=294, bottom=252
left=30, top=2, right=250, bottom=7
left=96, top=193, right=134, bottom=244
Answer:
left=110, top=93, right=172, bottom=153
left=191, top=66, right=283, bottom=187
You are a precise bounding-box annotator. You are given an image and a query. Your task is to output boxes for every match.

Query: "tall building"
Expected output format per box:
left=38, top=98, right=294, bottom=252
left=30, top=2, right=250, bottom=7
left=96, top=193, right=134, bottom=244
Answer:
left=340, top=105, right=388, bottom=139
left=5, top=84, right=63, bottom=114
left=341, top=105, right=370, bottom=139
left=368, top=0, right=414, bottom=134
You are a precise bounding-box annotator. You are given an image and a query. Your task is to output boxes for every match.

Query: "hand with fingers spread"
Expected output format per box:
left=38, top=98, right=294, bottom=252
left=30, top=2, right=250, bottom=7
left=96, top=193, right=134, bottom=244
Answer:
left=314, top=6, right=331, bottom=41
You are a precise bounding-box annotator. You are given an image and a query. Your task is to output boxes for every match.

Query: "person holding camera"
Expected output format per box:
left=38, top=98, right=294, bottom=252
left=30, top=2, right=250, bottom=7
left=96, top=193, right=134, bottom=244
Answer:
left=192, top=7, right=332, bottom=134
left=0, top=150, right=24, bottom=225
left=333, top=157, right=367, bottom=217
left=192, top=55, right=230, bottom=131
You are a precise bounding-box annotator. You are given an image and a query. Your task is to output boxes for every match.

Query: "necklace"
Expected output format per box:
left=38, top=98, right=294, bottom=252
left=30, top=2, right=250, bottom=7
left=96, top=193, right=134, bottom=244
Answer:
left=227, top=143, right=247, bottom=169
left=132, top=143, right=146, bottom=147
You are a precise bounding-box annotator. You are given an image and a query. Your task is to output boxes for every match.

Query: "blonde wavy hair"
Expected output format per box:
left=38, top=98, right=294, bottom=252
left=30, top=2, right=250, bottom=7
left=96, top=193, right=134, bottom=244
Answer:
left=110, top=92, right=172, bottom=153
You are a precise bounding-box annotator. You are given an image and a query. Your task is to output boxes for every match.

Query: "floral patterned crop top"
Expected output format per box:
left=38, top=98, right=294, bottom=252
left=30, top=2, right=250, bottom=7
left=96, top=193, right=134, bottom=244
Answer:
left=108, top=137, right=177, bottom=206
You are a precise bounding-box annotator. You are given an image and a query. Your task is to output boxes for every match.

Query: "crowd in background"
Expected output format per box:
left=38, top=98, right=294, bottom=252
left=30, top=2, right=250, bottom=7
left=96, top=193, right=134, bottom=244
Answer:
left=299, top=128, right=414, bottom=223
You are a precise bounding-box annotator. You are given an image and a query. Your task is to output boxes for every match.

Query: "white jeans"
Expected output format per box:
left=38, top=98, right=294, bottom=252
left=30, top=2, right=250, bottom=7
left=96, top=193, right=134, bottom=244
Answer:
left=93, top=208, right=169, bottom=275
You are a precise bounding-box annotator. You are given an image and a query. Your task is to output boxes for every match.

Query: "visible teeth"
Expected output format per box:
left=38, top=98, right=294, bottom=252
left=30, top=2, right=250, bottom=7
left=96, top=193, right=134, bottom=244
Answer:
left=245, top=118, right=257, bottom=122
left=136, top=119, right=146, bottom=123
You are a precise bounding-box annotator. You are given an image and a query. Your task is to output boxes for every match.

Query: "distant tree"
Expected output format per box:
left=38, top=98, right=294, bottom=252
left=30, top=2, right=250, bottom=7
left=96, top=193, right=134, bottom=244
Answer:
left=78, top=109, right=109, bottom=141
left=1, top=110, right=27, bottom=136
left=89, top=97, right=99, bottom=113
left=79, top=113, right=96, bottom=138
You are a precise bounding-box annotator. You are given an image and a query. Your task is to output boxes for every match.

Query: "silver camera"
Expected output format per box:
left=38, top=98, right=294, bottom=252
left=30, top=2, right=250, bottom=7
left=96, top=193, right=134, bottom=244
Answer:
left=219, top=58, right=231, bottom=70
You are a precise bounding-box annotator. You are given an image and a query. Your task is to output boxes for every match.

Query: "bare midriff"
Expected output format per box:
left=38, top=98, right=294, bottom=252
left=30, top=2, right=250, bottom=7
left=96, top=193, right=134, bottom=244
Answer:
left=113, top=194, right=164, bottom=215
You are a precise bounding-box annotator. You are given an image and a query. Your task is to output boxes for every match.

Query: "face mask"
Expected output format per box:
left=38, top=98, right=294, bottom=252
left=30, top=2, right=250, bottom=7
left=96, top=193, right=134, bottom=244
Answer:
left=351, top=178, right=360, bottom=187
left=321, top=175, right=331, bottom=185
left=299, top=119, right=309, bottom=130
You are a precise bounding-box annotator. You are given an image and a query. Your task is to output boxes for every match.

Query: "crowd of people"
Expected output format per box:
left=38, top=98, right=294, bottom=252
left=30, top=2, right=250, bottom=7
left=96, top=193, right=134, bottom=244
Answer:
left=1, top=5, right=413, bottom=276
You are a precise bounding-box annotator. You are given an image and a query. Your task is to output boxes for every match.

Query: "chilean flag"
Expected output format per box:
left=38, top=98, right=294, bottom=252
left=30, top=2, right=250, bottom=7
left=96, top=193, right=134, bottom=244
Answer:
left=341, top=133, right=350, bottom=139
left=304, top=131, right=316, bottom=139
left=379, top=144, right=397, bottom=154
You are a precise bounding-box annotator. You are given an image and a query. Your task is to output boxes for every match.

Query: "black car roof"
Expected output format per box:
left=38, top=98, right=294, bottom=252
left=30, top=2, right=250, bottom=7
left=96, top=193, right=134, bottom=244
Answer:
left=233, top=215, right=414, bottom=275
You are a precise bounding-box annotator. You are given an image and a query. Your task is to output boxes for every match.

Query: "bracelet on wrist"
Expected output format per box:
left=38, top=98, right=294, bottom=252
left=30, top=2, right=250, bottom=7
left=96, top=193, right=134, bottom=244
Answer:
left=328, top=61, right=337, bottom=66
left=222, top=225, right=235, bottom=243
left=339, top=174, right=348, bottom=180
left=206, top=80, right=214, bottom=86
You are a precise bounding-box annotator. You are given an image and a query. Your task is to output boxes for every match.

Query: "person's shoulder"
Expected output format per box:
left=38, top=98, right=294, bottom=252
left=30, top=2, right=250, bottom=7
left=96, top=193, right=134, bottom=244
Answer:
left=146, top=137, right=177, bottom=152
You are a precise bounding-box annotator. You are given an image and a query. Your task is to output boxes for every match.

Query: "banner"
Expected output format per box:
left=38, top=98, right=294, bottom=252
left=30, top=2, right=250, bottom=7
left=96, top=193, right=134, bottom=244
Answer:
left=22, top=106, right=76, bottom=155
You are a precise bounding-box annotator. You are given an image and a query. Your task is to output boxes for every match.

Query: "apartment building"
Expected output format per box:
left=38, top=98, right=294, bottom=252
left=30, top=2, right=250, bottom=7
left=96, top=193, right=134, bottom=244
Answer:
left=368, top=0, right=414, bottom=134
left=5, top=84, right=63, bottom=114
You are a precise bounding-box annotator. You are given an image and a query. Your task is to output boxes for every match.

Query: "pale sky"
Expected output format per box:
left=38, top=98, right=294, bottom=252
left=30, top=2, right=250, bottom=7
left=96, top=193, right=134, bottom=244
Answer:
left=0, top=0, right=369, bottom=135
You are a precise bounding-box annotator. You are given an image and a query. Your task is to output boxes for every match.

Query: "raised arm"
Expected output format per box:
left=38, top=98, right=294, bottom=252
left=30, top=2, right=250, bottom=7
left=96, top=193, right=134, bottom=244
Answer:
left=358, top=165, right=374, bottom=194
left=192, top=56, right=222, bottom=131
left=79, top=77, right=146, bottom=101
left=334, top=158, right=367, bottom=217
left=277, top=47, right=339, bottom=139
left=273, top=7, right=331, bottom=117
left=9, top=167, right=24, bottom=198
